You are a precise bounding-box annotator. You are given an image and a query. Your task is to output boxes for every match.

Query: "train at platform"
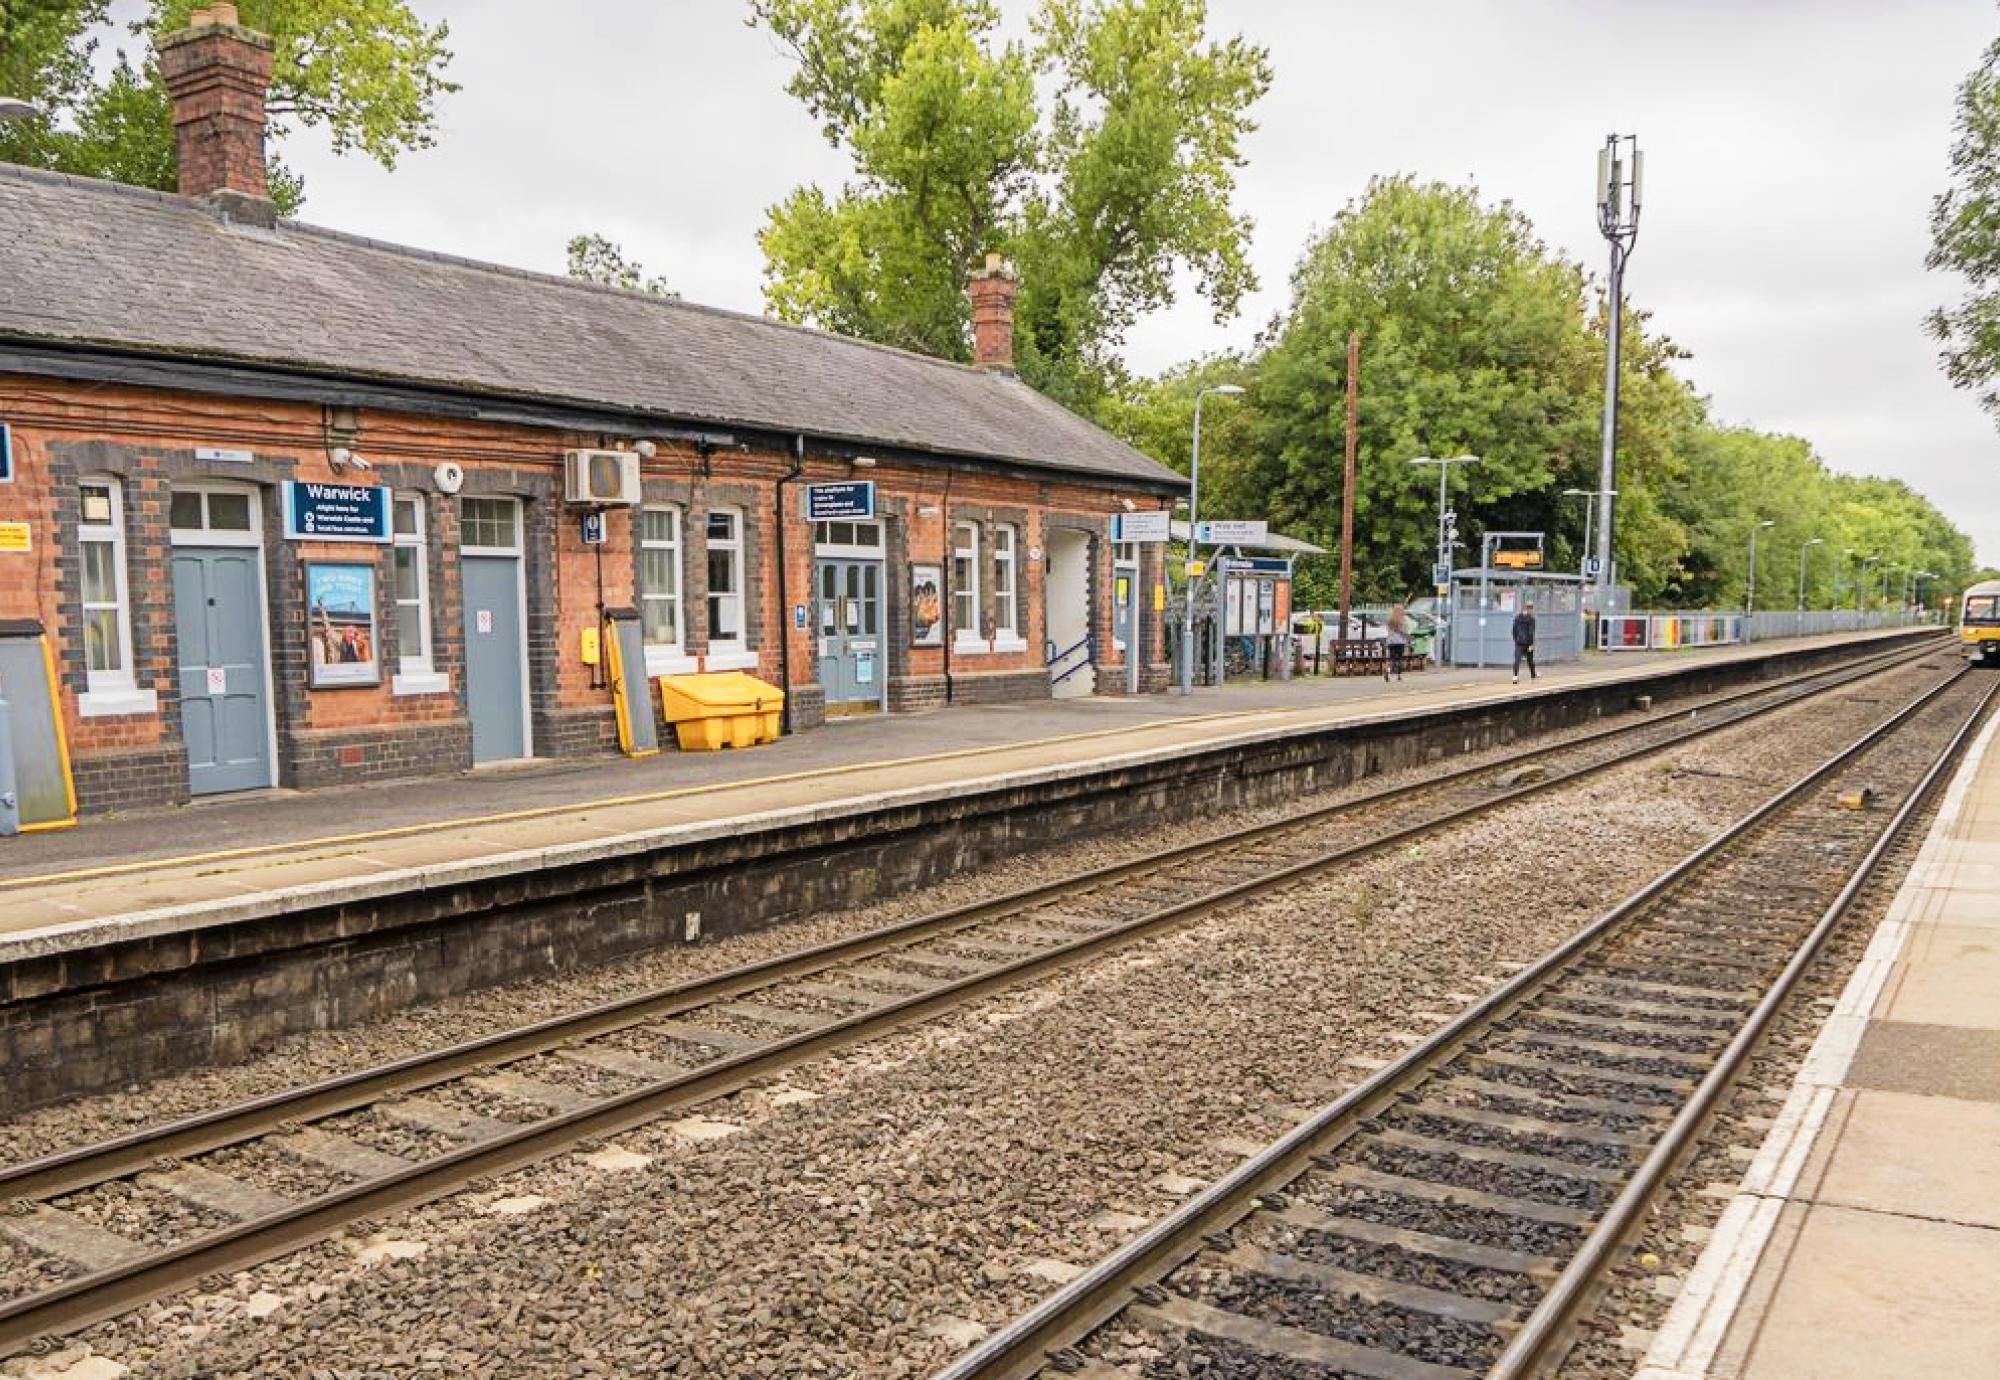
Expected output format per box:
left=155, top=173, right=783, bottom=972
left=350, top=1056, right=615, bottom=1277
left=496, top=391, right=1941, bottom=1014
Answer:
left=1961, top=579, right=2000, bottom=664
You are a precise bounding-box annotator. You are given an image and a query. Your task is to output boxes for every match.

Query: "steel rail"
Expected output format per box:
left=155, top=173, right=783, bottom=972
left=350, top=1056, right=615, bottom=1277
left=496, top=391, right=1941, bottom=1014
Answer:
left=0, top=639, right=1935, bottom=1208
left=1487, top=673, right=2000, bottom=1378
left=0, top=646, right=1952, bottom=1355
left=928, top=666, right=1987, bottom=1380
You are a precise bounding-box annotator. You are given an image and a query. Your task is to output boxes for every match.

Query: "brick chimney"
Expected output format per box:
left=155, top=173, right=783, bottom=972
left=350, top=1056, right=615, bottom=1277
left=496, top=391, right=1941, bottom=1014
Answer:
left=158, top=3, right=276, bottom=225
left=968, top=253, right=1019, bottom=373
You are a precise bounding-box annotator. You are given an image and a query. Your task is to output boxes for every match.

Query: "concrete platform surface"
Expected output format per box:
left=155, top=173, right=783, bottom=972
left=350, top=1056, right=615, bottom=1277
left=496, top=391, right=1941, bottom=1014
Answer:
left=1636, top=689, right=2000, bottom=1380
left=0, top=628, right=1931, bottom=956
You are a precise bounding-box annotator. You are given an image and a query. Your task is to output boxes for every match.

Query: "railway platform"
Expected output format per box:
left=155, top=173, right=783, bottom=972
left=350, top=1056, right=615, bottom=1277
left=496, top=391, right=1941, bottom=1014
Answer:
left=1637, top=699, right=2000, bottom=1380
left=0, top=627, right=1928, bottom=941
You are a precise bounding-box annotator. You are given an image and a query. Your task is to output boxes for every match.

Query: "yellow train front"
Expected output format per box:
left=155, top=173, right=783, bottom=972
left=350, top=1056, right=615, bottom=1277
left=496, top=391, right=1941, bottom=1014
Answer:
left=1962, top=580, right=2000, bottom=665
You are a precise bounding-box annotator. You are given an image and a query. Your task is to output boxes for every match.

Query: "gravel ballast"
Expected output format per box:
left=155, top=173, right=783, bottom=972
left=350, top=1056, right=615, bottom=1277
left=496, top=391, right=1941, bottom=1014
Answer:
left=0, top=667, right=1953, bottom=1377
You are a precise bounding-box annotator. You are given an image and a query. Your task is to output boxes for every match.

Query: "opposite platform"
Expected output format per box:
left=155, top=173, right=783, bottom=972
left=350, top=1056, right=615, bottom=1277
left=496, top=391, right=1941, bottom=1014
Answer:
left=1638, top=674, right=2000, bottom=1380
left=0, top=627, right=1933, bottom=959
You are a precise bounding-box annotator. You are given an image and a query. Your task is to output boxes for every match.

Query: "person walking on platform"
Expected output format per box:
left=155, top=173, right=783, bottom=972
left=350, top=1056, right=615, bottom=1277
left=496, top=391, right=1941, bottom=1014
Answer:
left=1384, top=603, right=1411, bottom=681
left=1512, top=600, right=1538, bottom=683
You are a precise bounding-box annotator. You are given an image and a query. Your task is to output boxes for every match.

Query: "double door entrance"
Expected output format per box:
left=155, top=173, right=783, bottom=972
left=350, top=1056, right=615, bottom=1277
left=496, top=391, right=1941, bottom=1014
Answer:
left=817, top=557, right=883, bottom=710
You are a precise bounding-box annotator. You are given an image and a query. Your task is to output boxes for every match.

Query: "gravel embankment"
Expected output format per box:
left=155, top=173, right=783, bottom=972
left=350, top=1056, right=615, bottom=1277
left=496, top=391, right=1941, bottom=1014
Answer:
left=23, top=673, right=1938, bottom=1378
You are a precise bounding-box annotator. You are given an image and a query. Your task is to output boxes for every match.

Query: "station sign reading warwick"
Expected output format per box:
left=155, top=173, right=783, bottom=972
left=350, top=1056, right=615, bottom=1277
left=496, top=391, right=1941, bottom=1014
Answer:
left=282, top=481, right=391, bottom=542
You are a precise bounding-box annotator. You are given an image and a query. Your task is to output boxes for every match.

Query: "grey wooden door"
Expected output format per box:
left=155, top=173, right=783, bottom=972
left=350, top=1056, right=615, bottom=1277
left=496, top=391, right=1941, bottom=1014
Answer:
left=816, top=559, right=882, bottom=704
left=172, top=546, right=272, bottom=795
left=462, top=553, right=528, bottom=761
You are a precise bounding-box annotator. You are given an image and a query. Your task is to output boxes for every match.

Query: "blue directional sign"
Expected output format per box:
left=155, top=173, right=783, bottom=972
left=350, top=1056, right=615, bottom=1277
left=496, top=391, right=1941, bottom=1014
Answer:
left=805, top=480, right=876, bottom=521
left=282, top=480, right=391, bottom=543
left=0, top=422, right=12, bottom=484
left=581, top=511, right=607, bottom=546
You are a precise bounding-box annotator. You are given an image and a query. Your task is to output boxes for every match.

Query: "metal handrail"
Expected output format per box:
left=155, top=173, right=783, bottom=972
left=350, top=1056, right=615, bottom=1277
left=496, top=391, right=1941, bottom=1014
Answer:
left=1048, top=634, right=1094, bottom=687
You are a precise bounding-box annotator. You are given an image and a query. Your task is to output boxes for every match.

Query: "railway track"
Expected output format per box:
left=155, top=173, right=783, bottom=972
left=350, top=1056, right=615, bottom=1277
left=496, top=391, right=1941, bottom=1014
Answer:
left=0, top=639, right=1952, bottom=1356
left=930, top=664, right=1995, bottom=1380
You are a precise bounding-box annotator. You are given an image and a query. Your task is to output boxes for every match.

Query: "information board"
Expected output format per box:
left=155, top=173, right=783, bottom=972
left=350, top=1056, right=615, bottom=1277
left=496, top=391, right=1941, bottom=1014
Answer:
left=805, top=481, right=876, bottom=521
left=1112, top=510, right=1170, bottom=543
left=1195, top=519, right=1268, bottom=545
left=282, top=481, right=391, bottom=543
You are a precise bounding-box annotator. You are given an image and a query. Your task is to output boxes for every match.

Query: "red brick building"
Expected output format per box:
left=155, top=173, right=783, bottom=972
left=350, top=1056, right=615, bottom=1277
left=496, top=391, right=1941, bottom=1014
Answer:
left=0, top=8, right=1183, bottom=815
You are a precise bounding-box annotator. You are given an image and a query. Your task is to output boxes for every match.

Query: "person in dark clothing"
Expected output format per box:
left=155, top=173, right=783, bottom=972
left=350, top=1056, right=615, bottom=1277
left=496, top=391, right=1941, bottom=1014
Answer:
left=1512, top=601, right=1537, bottom=682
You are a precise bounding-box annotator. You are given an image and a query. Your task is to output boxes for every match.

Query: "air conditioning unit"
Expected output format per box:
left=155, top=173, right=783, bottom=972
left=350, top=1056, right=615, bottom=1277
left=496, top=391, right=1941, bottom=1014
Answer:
left=563, top=449, right=641, bottom=506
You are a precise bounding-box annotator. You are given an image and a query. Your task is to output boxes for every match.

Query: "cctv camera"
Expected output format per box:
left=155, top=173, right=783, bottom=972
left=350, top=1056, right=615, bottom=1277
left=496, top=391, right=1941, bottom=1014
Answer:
left=635, top=440, right=658, bottom=460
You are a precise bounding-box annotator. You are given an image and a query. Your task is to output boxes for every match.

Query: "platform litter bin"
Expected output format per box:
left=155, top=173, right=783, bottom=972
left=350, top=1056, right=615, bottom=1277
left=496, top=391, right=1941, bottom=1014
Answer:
left=657, top=672, right=785, bottom=751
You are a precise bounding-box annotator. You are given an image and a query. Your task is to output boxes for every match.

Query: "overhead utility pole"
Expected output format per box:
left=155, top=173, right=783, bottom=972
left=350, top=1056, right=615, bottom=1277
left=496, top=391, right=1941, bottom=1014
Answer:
left=1337, top=332, right=1360, bottom=640
left=1594, top=133, right=1643, bottom=608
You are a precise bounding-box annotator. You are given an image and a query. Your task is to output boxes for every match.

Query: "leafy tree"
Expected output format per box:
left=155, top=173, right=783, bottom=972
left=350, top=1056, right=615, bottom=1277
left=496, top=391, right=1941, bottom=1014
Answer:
left=0, top=0, right=455, bottom=215
left=1104, top=177, right=1979, bottom=614
left=565, top=234, right=678, bottom=298
left=1929, top=22, right=2000, bottom=419
left=750, top=0, right=1270, bottom=407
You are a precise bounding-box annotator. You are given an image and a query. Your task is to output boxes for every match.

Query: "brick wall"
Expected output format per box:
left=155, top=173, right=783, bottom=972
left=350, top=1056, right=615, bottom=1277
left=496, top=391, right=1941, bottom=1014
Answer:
left=2, top=375, right=1177, bottom=810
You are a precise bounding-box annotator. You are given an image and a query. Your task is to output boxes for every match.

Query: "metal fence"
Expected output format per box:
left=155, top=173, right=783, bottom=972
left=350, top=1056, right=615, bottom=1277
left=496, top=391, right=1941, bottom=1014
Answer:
left=1597, top=608, right=1923, bottom=652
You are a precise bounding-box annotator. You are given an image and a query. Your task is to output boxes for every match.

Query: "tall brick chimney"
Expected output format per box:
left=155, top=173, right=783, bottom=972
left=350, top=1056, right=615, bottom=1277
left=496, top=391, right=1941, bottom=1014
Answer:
left=158, top=3, right=276, bottom=225
left=968, top=253, right=1019, bottom=373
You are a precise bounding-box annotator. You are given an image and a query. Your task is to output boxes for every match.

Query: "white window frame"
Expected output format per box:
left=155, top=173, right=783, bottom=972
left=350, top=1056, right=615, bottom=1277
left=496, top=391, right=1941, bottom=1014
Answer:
left=704, top=504, right=751, bottom=665
left=813, top=519, right=883, bottom=558
left=992, top=523, right=1025, bottom=651
left=952, top=520, right=985, bottom=653
left=639, top=504, right=697, bottom=676
left=390, top=493, right=448, bottom=696
left=76, top=474, right=156, bottom=718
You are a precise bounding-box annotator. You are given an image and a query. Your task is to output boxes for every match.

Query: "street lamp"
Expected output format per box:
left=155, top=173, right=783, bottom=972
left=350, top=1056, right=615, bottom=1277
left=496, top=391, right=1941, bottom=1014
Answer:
left=1745, top=519, right=1775, bottom=616
left=1797, top=537, right=1824, bottom=614
left=1180, top=383, right=1245, bottom=696
left=1413, top=455, right=1480, bottom=663
left=1594, top=133, right=1644, bottom=596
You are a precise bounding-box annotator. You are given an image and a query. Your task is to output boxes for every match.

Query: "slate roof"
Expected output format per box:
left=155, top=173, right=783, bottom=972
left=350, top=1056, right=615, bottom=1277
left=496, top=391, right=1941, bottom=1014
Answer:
left=0, top=165, right=1184, bottom=490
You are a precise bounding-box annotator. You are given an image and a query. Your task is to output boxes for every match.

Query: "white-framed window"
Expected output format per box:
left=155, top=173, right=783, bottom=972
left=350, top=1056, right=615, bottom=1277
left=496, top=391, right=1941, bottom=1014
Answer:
left=992, top=523, right=1020, bottom=644
left=460, top=496, right=521, bottom=553
left=813, top=519, right=883, bottom=557
left=169, top=486, right=258, bottom=543
left=639, top=505, right=684, bottom=650
left=952, top=520, right=983, bottom=650
left=705, top=506, right=746, bottom=652
left=76, top=475, right=155, bottom=717
left=388, top=493, right=447, bottom=696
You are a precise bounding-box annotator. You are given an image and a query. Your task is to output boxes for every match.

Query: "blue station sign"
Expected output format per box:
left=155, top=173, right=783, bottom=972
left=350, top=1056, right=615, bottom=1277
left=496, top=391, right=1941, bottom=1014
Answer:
left=0, top=422, right=12, bottom=483
left=805, top=480, right=876, bottom=521
left=282, top=480, right=391, bottom=543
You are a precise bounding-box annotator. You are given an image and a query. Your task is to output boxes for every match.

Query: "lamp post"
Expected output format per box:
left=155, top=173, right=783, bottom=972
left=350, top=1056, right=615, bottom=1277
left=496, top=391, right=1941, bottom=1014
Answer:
left=1563, top=486, right=1614, bottom=648
left=1914, top=570, right=1937, bottom=619
left=1180, top=383, right=1244, bottom=696
left=1594, top=133, right=1644, bottom=596
left=1860, top=555, right=1879, bottom=611
left=1745, top=519, right=1775, bottom=617
left=1413, top=455, right=1480, bottom=664
left=1797, top=537, right=1823, bottom=627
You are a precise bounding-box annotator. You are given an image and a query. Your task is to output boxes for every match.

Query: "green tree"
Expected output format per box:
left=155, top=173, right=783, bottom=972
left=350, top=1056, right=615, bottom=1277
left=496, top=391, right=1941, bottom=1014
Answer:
left=565, top=233, right=677, bottom=298
left=750, top=0, right=1270, bottom=407
left=0, top=0, right=455, bottom=215
left=1929, top=22, right=2000, bottom=419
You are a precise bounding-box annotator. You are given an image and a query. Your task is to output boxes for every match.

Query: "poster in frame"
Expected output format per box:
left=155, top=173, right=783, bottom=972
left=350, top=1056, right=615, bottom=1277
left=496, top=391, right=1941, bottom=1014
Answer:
left=910, top=563, right=944, bottom=647
left=306, top=560, right=382, bottom=687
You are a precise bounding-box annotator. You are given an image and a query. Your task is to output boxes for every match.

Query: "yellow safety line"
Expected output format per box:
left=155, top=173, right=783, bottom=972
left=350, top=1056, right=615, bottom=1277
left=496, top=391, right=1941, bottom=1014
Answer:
left=0, top=705, right=1278, bottom=893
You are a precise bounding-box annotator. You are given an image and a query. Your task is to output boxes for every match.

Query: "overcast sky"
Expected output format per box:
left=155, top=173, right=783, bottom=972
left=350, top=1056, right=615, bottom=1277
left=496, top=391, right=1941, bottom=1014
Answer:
left=265, top=0, right=2000, bottom=564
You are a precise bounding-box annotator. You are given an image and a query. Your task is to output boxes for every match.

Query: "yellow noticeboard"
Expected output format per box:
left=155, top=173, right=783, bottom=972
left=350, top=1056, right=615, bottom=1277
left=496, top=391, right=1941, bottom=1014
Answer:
left=0, top=522, right=31, bottom=553
left=1153, top=583, right=1167, bottom=612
